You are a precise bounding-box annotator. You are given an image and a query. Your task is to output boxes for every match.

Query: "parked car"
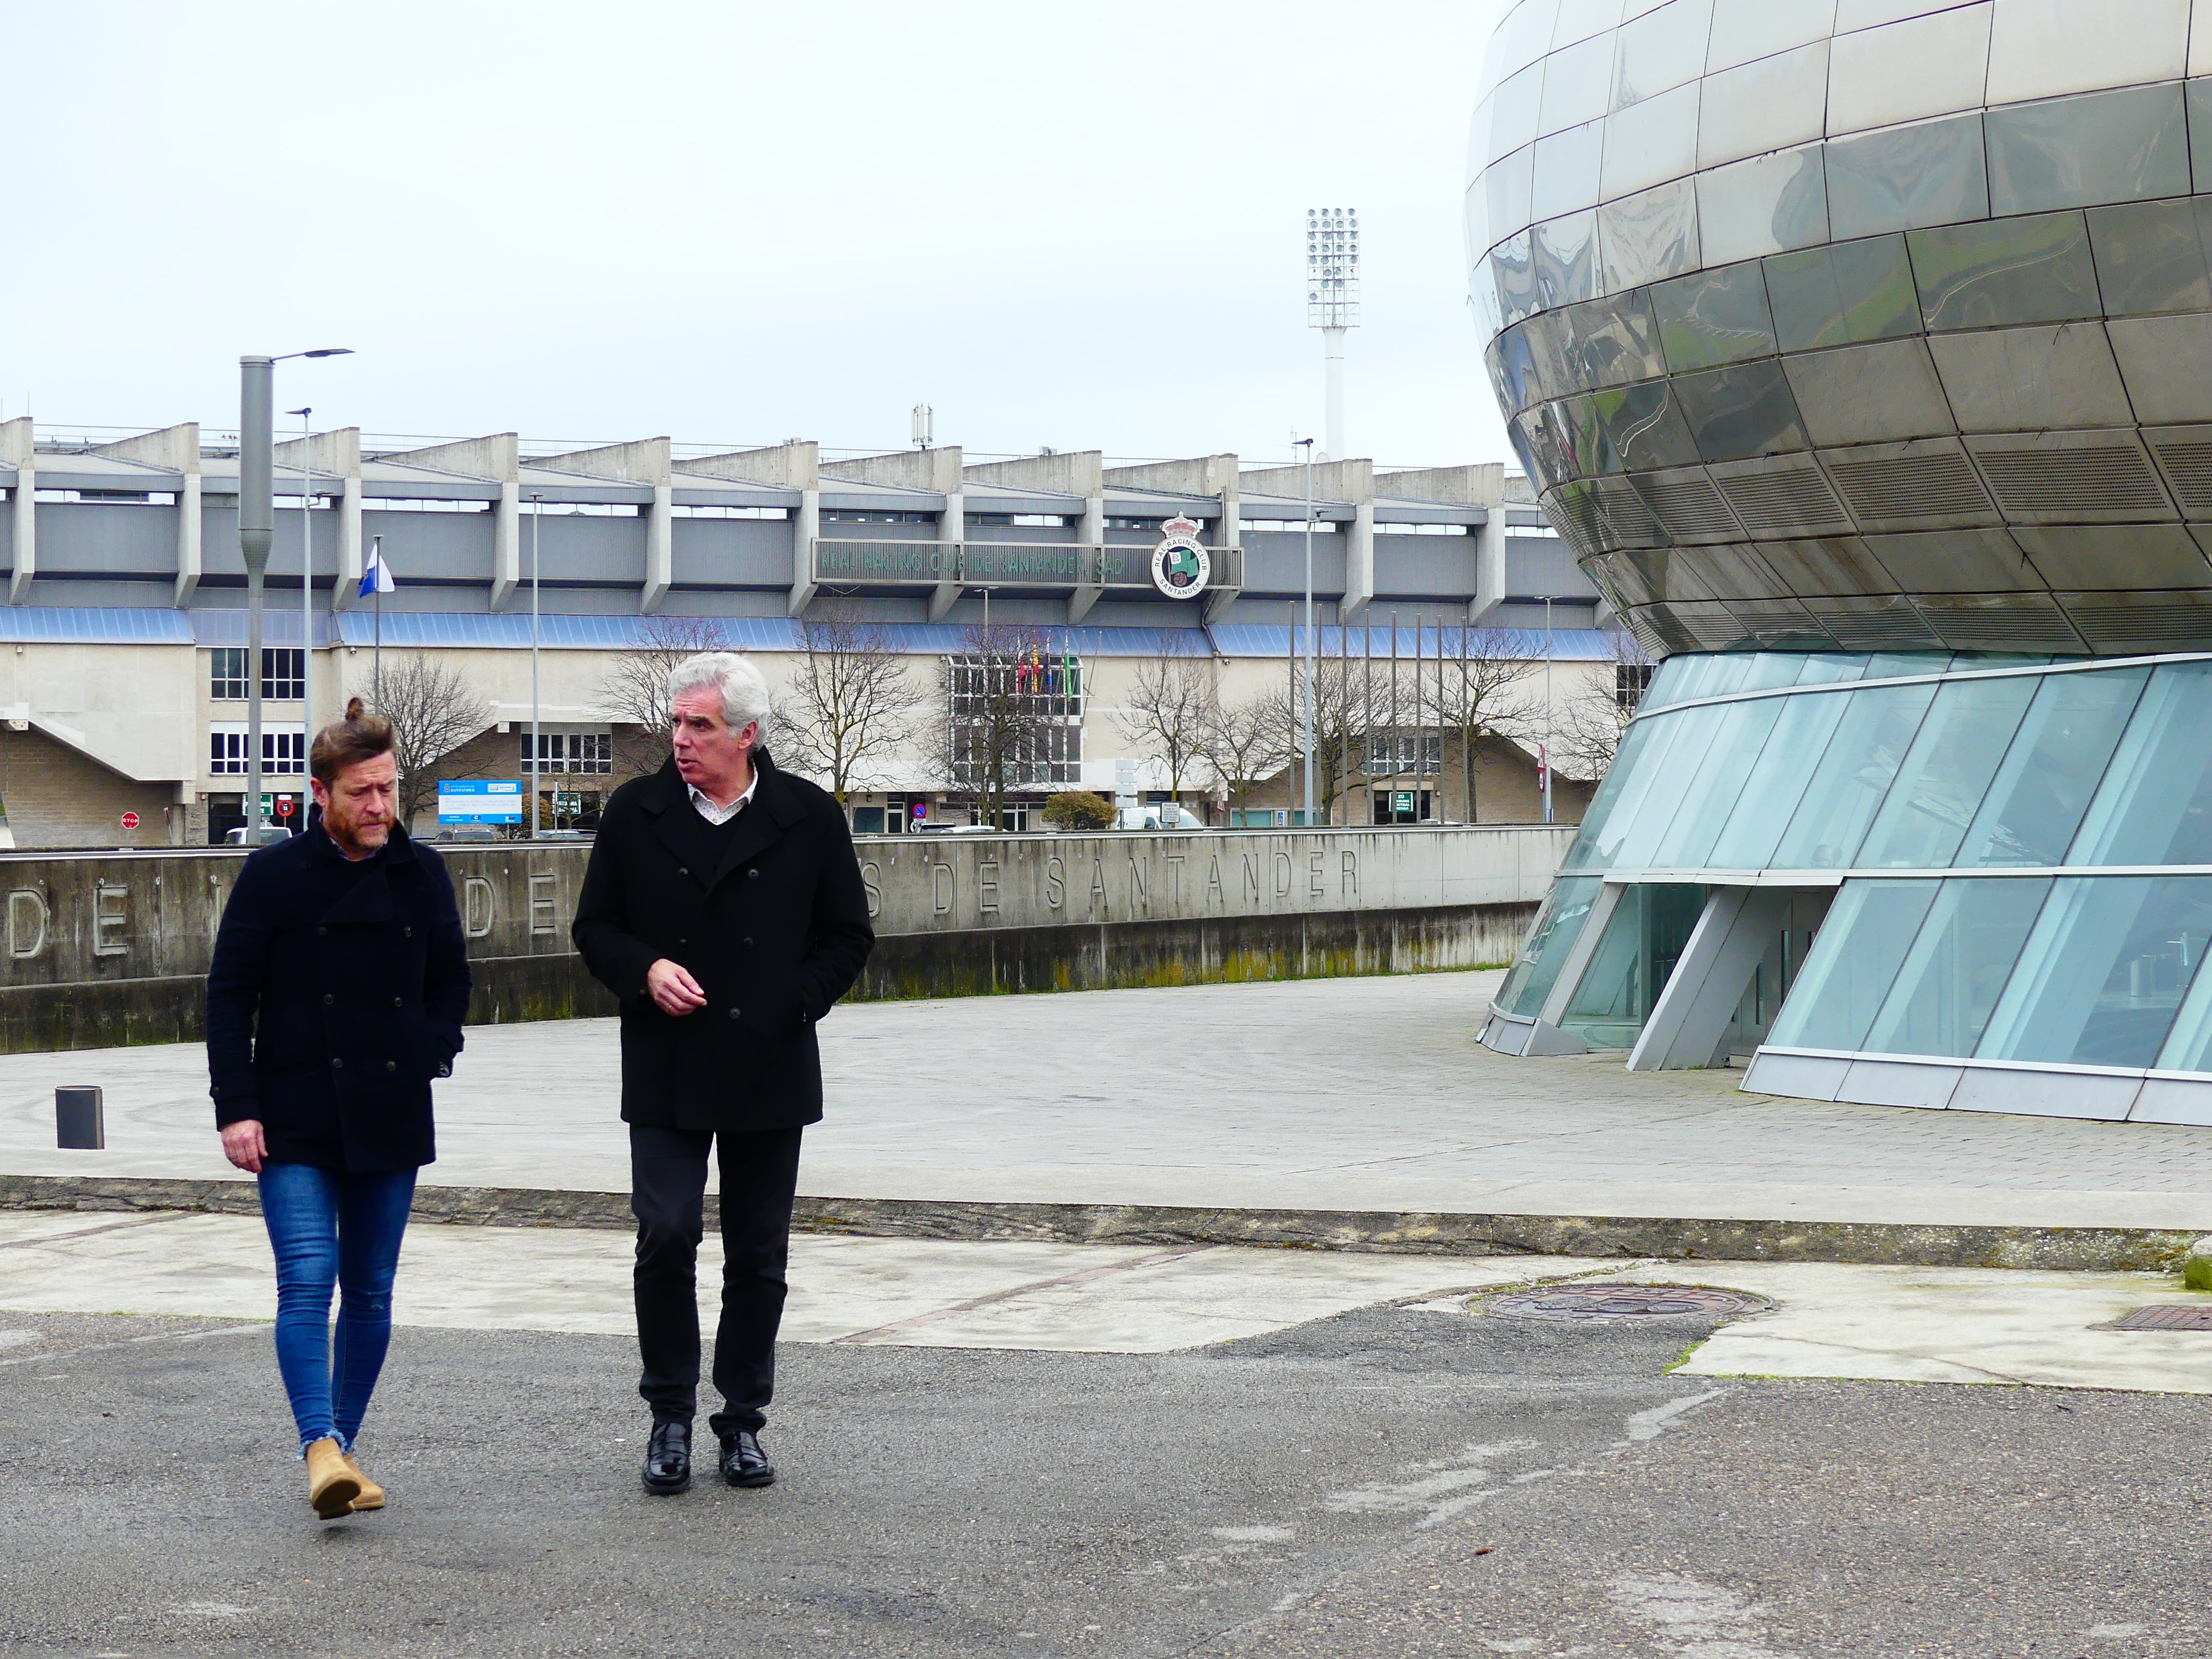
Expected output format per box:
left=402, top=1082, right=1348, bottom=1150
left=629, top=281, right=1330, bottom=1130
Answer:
left=223, top=825, right=294, bottom=847
left=912, top=821, right=1003, bottom=834
left=1112, top=805, right=1209, bottom=831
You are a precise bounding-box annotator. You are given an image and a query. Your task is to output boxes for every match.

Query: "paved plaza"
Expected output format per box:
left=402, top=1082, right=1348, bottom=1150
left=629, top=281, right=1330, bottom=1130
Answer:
left=5, top=972, right=2212, bottom=1230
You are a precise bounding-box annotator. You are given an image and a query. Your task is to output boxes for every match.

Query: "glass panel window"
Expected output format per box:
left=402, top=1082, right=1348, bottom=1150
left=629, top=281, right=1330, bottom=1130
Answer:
left=1984, top=82, right=2189, bottom=218
left=1705, top=688, right=1855, bottom=869
left=1559, top=883, right=1709, bottom=1048
left=1652, top=260, right=1777, bottom=371
left=260, top=648, right=304, bottom=701
left=2153, top=925, right=2212, bottom=1073
left=524, top=731, right=614, bottom=775
left=1854, top=676, right=2040, bottom=870
left=1908, top=211, right=2100, bottom=332
left=1769, top=681, right=1938, bottom=870
left=1955, top=666, right=2148, bottom=867
left=1561, top=716, right=1666, bottom=870
left=210, top=726, right=305, bottom=776
left=2069, top=661, right=2212, bottom=865
left=1601, top=703, right=1734, bottom=870
left=1496, top=876, right=1604, bottom=1018
left=210, top=648, right=248, bottom=701
left=1977, top=876, right=2212, bottom=1070
left=1860, top=877, right=2054, bottom=1058
left=1765, top=878, right=1943, bottom=1051
left=1644, top=696, right=1786, bottom=869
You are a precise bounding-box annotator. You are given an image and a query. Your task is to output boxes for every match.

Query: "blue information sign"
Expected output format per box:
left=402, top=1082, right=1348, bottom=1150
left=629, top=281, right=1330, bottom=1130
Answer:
left=438, top=779, right=524, bottom=824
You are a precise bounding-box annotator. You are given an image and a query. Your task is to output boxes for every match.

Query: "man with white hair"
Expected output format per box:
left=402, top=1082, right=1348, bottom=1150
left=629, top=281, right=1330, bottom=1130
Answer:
left=573, top=650, right=874, bottom=1496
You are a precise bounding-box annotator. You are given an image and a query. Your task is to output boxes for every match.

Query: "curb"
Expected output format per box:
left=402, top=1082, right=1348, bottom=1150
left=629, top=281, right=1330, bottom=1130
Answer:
left=0, top=1173, right=2195, bottom=1272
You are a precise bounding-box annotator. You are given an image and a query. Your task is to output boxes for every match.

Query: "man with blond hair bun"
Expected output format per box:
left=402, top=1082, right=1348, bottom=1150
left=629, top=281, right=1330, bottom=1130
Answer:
left=573, top=650, right=874, bottom=1498
left=206, top=697, right=471, bottom=1522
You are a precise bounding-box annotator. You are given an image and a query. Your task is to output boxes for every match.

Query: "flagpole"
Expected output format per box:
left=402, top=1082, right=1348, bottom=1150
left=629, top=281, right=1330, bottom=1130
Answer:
left=370, top=534, right=383, bottom=707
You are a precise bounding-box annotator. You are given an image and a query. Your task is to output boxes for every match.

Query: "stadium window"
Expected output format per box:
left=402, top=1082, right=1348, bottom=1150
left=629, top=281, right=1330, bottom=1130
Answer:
left=259, top=648, right=304, bottom=701
left=210, top=648, right=249, bottom=701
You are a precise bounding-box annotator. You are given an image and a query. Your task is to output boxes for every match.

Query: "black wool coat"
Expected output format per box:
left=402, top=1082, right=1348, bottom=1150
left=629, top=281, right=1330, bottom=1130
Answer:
left=572, top=753, right=874, bottom=1133
left=206, top=811, right=472, bottom=1172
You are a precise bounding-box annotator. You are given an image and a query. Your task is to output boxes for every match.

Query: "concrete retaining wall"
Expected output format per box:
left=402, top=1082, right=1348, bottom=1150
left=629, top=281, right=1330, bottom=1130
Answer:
left=0, top=826, right=1572, bottom=1051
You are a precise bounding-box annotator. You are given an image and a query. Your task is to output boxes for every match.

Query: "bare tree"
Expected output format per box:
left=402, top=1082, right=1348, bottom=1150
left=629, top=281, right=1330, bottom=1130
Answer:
left=372, top=654, right=495, bottom=829
left=775, top=607, right=926, bottom=815
left=1550, top=624, right=1653, bottom=780
left=928, top=622, right=1078, bottom=829
left=1199, top=690, right=1288, bottom=825
left=598, top=613, right=732, bottom=769
left=1115, top=655, right=1215, bottom=805
left=1423, top=623, right=1533, bottom=824
left=1270, top=648, right=1374, bottom=826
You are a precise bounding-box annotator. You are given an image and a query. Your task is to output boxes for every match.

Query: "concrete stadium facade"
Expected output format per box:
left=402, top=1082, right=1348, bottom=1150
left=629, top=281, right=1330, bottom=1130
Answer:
left=0, top=421, right=1608, bottom=847
left=1472, top=0, right=2212, bottom=1128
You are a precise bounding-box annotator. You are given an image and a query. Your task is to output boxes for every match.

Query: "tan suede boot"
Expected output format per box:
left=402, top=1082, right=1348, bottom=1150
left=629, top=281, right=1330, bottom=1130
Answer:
left=304, top=1437, right=362, bottom=1519
left=342, top=1452, right=384, bottom=1511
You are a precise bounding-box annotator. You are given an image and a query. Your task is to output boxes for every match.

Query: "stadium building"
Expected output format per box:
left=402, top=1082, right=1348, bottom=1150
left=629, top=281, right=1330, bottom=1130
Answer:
left=0, top=421, right=1613, bottom=844
left=1470, top=0, right=2212, bottom=1126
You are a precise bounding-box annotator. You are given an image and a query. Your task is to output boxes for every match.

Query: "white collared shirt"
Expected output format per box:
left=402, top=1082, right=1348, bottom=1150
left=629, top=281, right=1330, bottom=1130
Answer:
left=688, top=770, right=758, bottom=827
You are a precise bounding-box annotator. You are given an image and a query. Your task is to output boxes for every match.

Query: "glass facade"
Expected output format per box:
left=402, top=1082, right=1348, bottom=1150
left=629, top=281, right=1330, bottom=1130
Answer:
left=1489, top=651, right=2212, bottom=1118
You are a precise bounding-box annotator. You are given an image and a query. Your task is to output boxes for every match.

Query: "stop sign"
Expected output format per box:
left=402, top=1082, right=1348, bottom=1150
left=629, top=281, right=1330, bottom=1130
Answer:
left=119, top=812, right=139, bottom=831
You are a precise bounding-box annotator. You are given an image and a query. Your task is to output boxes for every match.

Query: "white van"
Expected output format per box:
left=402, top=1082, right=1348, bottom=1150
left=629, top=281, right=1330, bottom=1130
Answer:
left=1112, top=805, right=1209, bottom=831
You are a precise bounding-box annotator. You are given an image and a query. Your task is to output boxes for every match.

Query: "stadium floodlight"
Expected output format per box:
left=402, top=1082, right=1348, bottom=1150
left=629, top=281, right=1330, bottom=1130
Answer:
left=1305, top=207, right=1359, bottom=461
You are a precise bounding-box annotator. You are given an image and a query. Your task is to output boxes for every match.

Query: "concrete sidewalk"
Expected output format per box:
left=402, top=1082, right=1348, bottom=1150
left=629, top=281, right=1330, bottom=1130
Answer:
left=4, top=973, right=2212, bottom=1259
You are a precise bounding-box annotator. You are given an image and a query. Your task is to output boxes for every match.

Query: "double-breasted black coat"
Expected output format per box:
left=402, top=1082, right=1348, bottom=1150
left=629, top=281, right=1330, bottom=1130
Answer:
left=572, top=753, right=874, bottom=1133
left=205, top=811, right=472, bottom=1172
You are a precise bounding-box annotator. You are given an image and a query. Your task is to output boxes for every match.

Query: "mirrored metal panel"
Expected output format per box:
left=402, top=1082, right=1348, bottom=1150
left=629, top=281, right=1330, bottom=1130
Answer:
left=1589, top=378, right=1703, bottom=471
left=1909, top=212, right=2100, bottom=332
left=1824, top=113, right=1990, bottom=239
left=1696, top=144, right=1831, bottom=265
left=1652, top=260, right=1778, bottom=370
left=1558, top=289, right=1671, bottom=388
left=1671, top=359, right=1811, bottom=461
left=2084, top=197, right=2212, bottom=316
left=1599, top=178, right=1702, bottom=293
left=1532, top=210, right=1601, bottom=309
left=1532, top=121, right=1606, bottom=221
left=1984, top=81, right=2189, bottom=217
left=1765, top=234, right=1922, bottom=352
left=1783, top=338, right=1954, bottom=446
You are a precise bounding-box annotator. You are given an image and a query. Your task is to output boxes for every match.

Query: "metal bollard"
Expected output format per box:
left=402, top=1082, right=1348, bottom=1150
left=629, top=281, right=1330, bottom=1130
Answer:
left=55, top=1086, right=104, bottom=1150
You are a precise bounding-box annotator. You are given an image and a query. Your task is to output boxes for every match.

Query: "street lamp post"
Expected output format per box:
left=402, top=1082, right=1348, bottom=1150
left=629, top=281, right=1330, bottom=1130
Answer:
left=237, top=349, right=349, bottom=842
left=530, top=491, right=541, bottom=838
left=1543, top=593, right=1556, bottom=826
left=288, top=405, right=312, bottom=805
left=1295, top=437, right=1316, bottom=825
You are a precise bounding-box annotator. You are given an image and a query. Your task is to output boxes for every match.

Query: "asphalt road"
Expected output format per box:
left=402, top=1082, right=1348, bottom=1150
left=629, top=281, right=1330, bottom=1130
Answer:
left=0, top=1303, right=2199, bottom=1658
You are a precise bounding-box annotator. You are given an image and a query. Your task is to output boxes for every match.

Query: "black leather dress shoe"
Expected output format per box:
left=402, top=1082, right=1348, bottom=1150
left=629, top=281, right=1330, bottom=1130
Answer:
left=718, top=1429, right=775, bottom=1488
left=641, top=1420, right=692, bottom=1496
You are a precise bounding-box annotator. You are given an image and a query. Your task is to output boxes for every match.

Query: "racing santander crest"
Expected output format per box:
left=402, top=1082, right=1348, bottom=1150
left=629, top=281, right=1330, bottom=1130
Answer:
left=1150, top=514, right=1211, bottom=599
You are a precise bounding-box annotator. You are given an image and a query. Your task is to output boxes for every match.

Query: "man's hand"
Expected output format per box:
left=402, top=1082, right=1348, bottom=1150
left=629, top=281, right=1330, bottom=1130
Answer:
left=646, top=958, right=708, bottom=1018
left=220, top=1119, right=268, bottom=1174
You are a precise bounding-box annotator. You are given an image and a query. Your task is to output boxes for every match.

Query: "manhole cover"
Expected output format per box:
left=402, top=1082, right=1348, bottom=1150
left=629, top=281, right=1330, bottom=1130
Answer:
left=1485, top=1283, right=1773, bottom=1324
left=2101, top=1305, right=2212, bottom=1332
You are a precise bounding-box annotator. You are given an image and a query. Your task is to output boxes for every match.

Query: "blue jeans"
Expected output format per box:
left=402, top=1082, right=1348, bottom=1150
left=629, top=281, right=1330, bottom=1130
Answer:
left=256, top=1162, right=416, bottom=1454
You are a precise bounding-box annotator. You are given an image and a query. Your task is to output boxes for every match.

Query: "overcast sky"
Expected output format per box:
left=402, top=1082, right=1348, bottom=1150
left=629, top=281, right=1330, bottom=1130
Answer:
left=4, top=1, right=1510, bottom=472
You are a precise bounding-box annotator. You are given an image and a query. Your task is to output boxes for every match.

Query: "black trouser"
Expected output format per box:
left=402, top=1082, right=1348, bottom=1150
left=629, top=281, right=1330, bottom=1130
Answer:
left=629, top=1123, right=805, bottom=1438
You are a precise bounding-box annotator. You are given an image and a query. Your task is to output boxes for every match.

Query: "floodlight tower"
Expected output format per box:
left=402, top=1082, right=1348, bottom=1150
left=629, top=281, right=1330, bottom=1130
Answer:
left=1305, top=207, right=1360, bottom=461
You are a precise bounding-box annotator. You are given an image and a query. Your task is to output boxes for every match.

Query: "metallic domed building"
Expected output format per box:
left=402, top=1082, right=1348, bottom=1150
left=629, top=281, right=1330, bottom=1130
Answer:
left=1472, top=1, right=2212, bottom=1125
